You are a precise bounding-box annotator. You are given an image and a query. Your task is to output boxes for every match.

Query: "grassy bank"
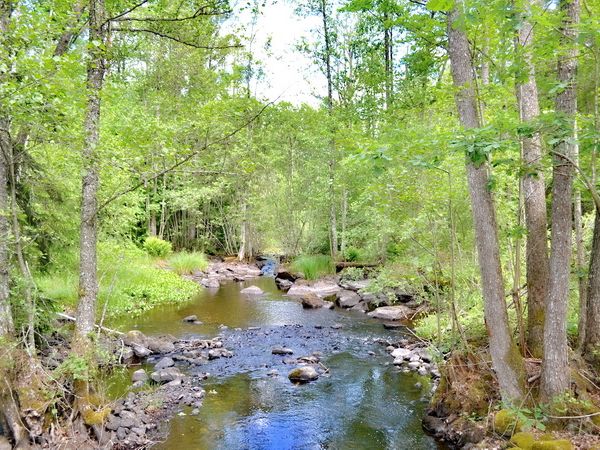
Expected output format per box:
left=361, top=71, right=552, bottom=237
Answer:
left=37, top=242, right=204, bottom=318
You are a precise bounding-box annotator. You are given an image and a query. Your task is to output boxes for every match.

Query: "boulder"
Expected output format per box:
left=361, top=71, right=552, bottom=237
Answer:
left=240, top=285, right=264, bottom=295
left=287, top=285, right=314, bottom=297
left=150, top=367, right=183, bottom=383
left=121, top=347, right=134, bottom=362
left=132, top=344, right=152, bottom=358
left=301, top=294, right=324, bottom=309
left=146, top=337, right=175, bottom=354
left=275, top=269, right=298, bottom=282
left=339, top=279, right=371, bottom=291
left=124, top=330, right=148, bottom=348
left=154, top=357, right=175, bottom=370
left=391, top=348, right=412, bottom=359
left=275, top=278, right=293, bottom=291
left=182, top=315, right=198, bottom=323
left=312, top=281, right=341, bottom=301
left=208, top=348, right=233, bottom=360
left=201, top=278, right=220, bottom=289
left=367, top=305, right=413, bottom=321
left=336, top=290, right=361, bottom=308
left=382, top=322, right=403, bottom=330
left=131, top=369, right=148, bottom=383
left=288, top=366, right=319, bottom=383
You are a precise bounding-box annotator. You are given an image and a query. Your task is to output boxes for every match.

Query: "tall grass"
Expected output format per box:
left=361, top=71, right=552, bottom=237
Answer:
left=291, top=255, right=334, bottom=280
left=166, top=252, right=208, bottom=275
left=36, top=242, right=200, bottom=318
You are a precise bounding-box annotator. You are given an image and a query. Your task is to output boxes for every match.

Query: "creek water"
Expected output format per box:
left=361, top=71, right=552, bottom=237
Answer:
left=109, top=277, right=445, bottom=450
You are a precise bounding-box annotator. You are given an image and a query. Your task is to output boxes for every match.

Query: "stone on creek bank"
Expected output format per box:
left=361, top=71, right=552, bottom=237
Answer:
left=336, top=290, right=361, bottom=308
left=132, top=369, right=148, bottom=383
left=240, top=285, right=264, bottom=295
left=287, top=281, right=341, bottom=301
left=288, top=366, right=319, bottom=383
left=154, top=357, right=175, bottom=370
left=339, top=279, right=371, bottom=292
left=367, top=305, right=413, bottom=321
left=275, top=278, right=293, bottom=292
left=124, top=330, right=175, bottom=356
left=151, top=367, right=183, bottom=383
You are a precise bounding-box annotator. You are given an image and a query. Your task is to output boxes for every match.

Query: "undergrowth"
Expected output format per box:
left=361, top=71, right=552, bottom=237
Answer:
left=291, top=255, right=334, bottom=280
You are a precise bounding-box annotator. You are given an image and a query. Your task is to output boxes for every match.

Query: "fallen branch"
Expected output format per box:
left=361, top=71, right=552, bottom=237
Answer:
left=56, top=313, right=124, bottom=336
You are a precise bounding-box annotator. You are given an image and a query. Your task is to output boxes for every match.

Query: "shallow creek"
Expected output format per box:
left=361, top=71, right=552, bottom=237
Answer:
left=109, top=277, right=445, bottom=449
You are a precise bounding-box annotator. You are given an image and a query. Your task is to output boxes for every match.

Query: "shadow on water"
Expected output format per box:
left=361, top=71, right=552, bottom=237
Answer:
left=110, top=277, right=446, bottom=449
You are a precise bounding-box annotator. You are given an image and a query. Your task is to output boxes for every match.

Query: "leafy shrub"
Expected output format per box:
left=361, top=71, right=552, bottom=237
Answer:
left=291, top=255, right=334, bottom=280
left=167, top=252, right=208, bottom=275
left=143, top=237, right=172, bottom=257
left=344, top=247, right=361, bottom=262
left=340, top=267, right=365, bottom=281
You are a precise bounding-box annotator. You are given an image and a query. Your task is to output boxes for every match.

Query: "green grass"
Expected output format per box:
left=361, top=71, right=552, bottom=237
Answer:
left=36, top=242, right=201, bottom=318
left=291, top=255, right=334, bottom=280
left=166, top=251, right=208, bottom=275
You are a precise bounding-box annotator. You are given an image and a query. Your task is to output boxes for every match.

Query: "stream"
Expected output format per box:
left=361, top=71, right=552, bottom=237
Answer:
left=109, top=277, right=445, bottom=449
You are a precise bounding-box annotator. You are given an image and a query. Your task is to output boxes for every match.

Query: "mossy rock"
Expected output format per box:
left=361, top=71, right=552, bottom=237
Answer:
left=82, top=406, right=111, bottom=425
left=530, top=440, right=573, bottom=450
left=494, top=409, right=522, bottom=436
left=510, top=432, right=535, bottom=449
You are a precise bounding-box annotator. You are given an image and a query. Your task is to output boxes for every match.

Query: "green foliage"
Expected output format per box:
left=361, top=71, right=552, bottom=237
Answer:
left=340, top=267, right=365, bottom=281
left=143, top=237, right=173, bottom=257
left=291, top=255, right=334, bottom=280
left=343, top=247, right=361, bottom=262
left=37, top=243, right=200, bottom=318
left=56, top=355, right=94, bottom=382
left=166, top=252, right=208, bottom=275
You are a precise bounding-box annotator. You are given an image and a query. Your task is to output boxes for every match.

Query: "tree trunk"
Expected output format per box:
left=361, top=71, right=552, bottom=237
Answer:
left=320, top=0, right=338, bottom=260
left=74, top=0, right=106, bottom=342
left=541, top=0, right=579, bottom=403
left=515, top=0, right=549, bottom=358
left=0, top=118, right=13, bottom=337
left=238, top=200, right=247, bottom=261
left=583, top=51, right=600, bottom=354
left=447, top=2, right=526, bottom=404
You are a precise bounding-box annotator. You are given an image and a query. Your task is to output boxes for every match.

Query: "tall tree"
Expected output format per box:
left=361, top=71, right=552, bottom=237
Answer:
left=446, top=0, right=526, bottom=403
left=73, top=0, right=107, bottom=345
left=540, top=0, right=579, bottom=402
left=514, top=0, right=548, bottom=358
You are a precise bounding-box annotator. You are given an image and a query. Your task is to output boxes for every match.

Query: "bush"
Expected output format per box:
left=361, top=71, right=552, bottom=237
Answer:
left=340, top=267, right=365, bottom=281
left=143, top=237, right=172, bottom=257
left=344, top=247, right=361, bottom=262
left=167, top=252, right=208, bottom=275
left=291, top=255, right=334, bottom=280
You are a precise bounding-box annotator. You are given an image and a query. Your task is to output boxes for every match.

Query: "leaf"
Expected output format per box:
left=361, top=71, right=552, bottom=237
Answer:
left=426, top=0, right=454, bottom=12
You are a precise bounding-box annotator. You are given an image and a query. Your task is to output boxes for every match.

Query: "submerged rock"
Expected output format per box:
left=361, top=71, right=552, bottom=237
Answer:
left=272, top=346, right=294, bottom=355
left=288, top=366, right=319, bottom=383
left=182, top=315, right=198, bottom=323
left=367, top=305, right=413, bottom=321
left=240, top=285, right=264, bottom=295
left=275, top=278, right=293, bottom=291
left=301, top=294, right=324, bottom=309
left=208, top=348, right=233, bottom=359
left=200, top=278, right=220, bottom=289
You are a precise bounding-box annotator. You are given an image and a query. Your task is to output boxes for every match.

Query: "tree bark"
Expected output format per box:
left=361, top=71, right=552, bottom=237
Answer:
left=540, top=0, right=579, bottom=403
left=74, top=0, right=106, bottom=342
left=515, top=0, right=549, bottom=358
left=583, top=51, right=600, bottom=355
left=447, top=2, right=526, bottom=404
left=320, top=0, right=338, bottom=260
